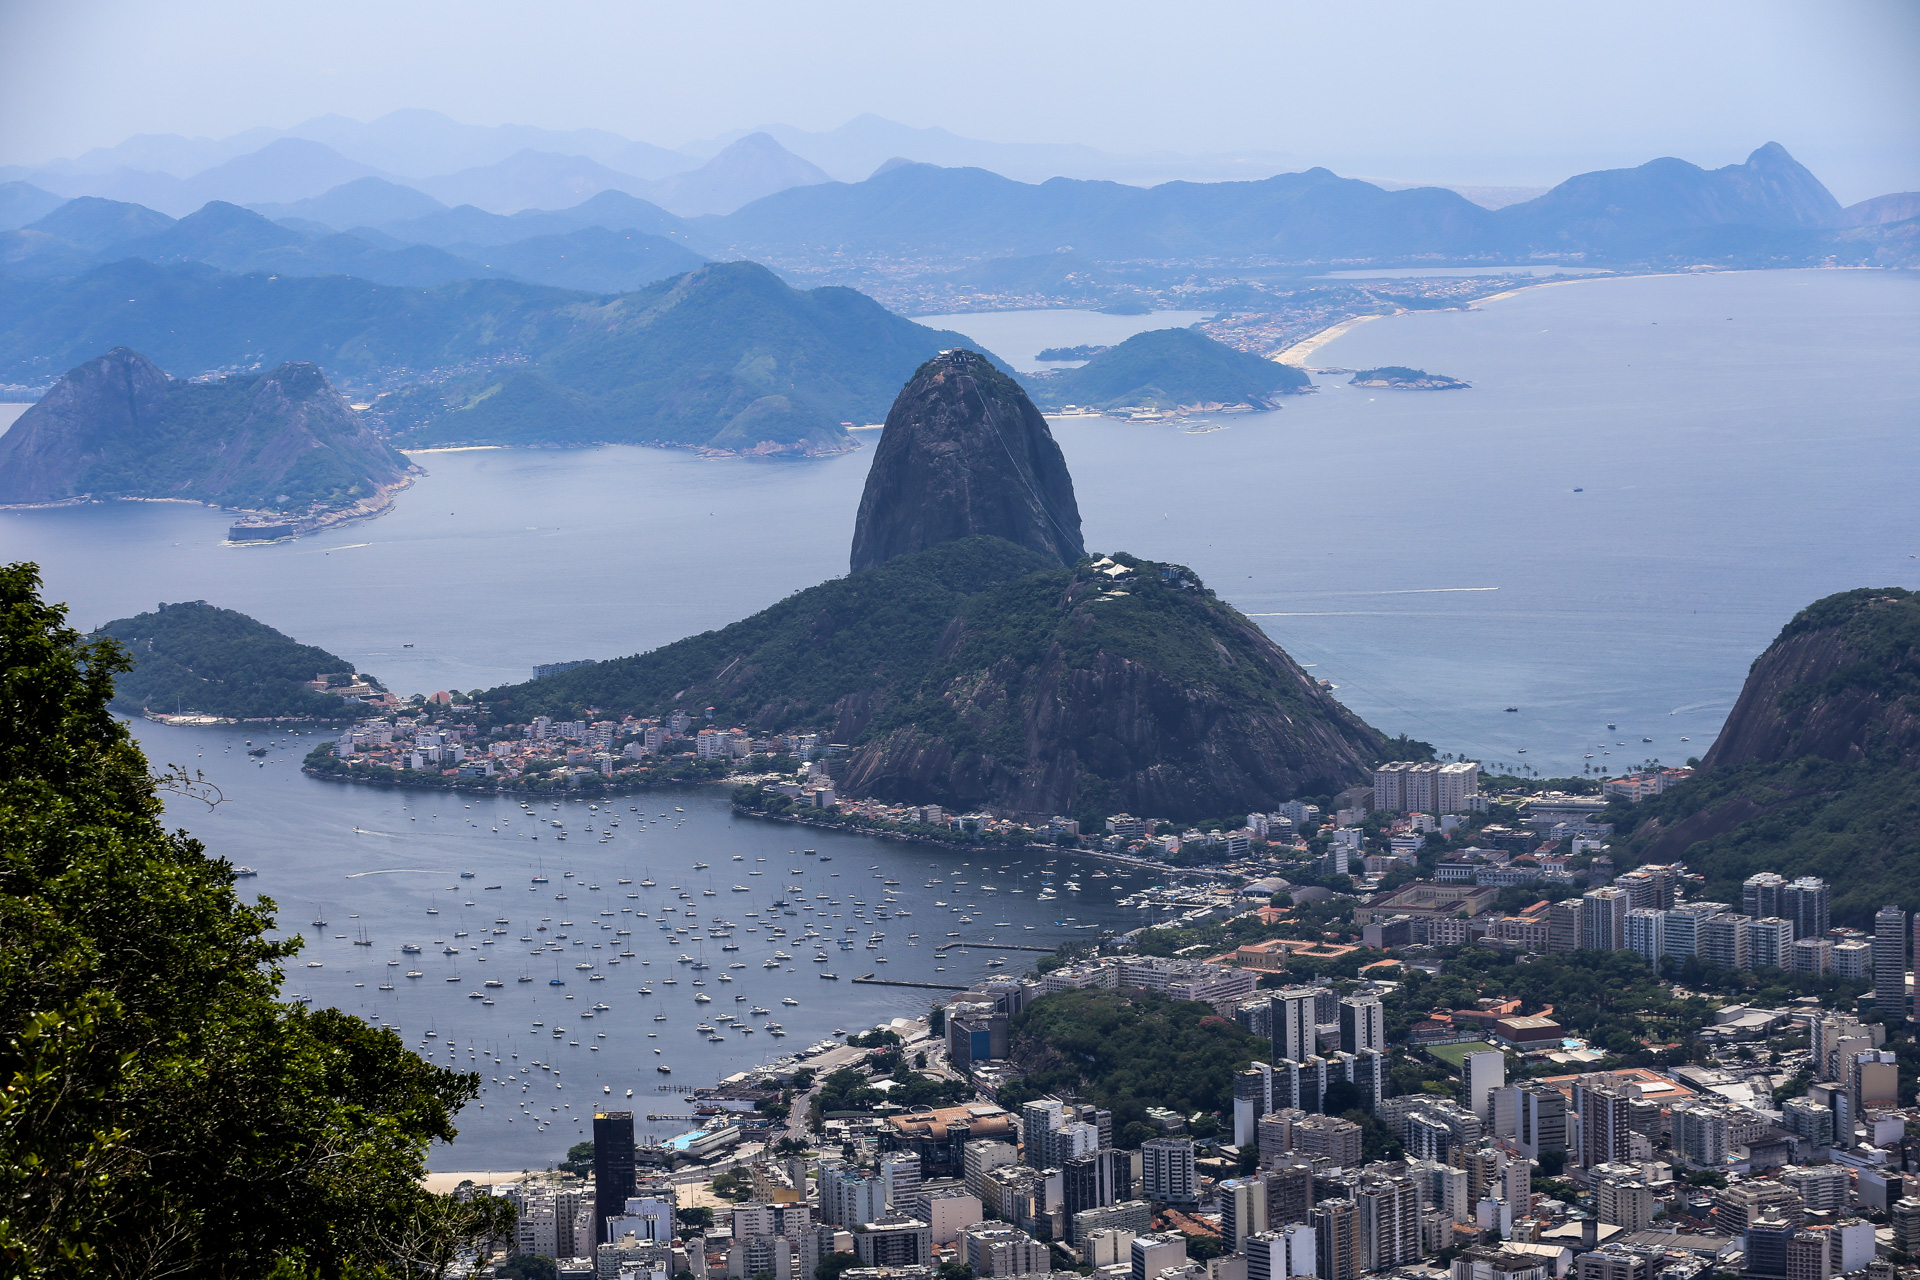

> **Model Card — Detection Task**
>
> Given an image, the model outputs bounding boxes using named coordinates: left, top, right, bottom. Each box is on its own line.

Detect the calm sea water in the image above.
left=6, top=266, right=1916, bottom=1166
left=136, top=719, right=1149, bottom=1169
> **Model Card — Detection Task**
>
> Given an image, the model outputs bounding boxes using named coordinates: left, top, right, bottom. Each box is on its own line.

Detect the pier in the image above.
left=852, top=973, right=968, bottom=989
left=932, top=941, right=1059, bottom=954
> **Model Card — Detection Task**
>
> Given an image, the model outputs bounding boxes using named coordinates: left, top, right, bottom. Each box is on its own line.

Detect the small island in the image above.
left=1028, top=327, right=1312, bottom=415
left=1350, top=366, right=1471, bottom=389
left=95, top=601, right=389, bottom=722
left=1034, top=344, right=1111, bottom=362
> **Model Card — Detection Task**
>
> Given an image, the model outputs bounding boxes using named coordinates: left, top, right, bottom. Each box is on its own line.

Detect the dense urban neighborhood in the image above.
left=451, top=755, right=1920, bottom=1280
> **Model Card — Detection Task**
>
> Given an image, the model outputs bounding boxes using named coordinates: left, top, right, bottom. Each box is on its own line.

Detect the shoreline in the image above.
left=1271, top=267, right=1725, bottom=366
left=1271, top=312, right=1389, bottom=365
left=731, top=803, right=1236, bottom=880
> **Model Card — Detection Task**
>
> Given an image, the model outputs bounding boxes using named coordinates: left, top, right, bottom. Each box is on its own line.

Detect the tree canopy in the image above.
left=0, top=562, right=509, bottom=1278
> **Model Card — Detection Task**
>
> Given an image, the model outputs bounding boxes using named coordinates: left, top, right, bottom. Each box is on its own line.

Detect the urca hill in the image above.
left=0, top=347, right=414, bottom=519
left=1618, top=587, right=1920, bottom=922
left=485, top=350, right=1384, bottom=820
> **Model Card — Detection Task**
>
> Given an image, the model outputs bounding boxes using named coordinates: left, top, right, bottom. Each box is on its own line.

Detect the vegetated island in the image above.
left=1034, top=344, right=1110, bottom=362
left=94, top=600, right=388, bottom=722
left=1026, top=327, right=1312, bottom=416
left=0, top=347, right=417, bottom=539
left=1349, top=365, right=1470, bottom=389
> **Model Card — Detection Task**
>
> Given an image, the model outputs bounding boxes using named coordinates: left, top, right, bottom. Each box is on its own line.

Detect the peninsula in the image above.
left=96, top=600, right=387, bottom=721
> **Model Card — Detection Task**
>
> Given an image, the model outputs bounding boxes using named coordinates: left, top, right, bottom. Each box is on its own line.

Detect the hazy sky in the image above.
left=2, top=0, right=1915, bottom=201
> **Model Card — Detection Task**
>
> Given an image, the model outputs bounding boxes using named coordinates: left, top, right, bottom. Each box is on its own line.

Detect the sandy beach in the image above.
left=1271, top=312, right=1387, bottom=365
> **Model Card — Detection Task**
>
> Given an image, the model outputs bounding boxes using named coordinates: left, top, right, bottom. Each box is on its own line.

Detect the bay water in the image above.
left=3, top=267, right=1917, bottom=1166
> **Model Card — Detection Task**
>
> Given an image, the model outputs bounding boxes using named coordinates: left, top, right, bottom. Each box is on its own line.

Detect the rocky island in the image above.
left=1027, top=327, right=1311, bottom=415
left=0, top=347, right=417, bottom=538
left=1349, top=365, right=1470, bottom=389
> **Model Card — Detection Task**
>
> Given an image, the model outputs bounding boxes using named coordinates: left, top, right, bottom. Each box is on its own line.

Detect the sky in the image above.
left=1, top=0, right=1916, bottom=202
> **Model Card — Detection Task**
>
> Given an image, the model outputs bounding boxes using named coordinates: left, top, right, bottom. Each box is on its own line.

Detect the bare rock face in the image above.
left=1702, top=587, right=1920, bottom=771
left=0, top=347, right=170, bottom=504
left=849, top=349, right=1083, bottom=574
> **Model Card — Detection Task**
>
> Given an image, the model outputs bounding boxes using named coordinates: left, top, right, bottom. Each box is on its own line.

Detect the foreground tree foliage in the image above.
left=0, top=563, right=511, bottom=1279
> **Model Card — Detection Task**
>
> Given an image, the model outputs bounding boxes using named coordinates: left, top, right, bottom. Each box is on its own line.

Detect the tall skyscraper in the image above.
left=1873, top=906, right=1908, bottom=1021
left=1572, top=1078, right=1633, bottom=1169
left=1743, top=872, right=1787, bottom=921
left=1462, top=1050, right=1507, bottom=1121
left=592, top=1111, right=637, bottom=1246
left=1581, top=888, right=1629, bottom=952
left=1235, top=1065, right=1275, bottom=1148
left=1313, top=1198, right=1361, bottom=1280
left=1783, top=877, right=1831, bottom=941
left=1352, top=1175, right=1421, bottom=1272
left=1246, top=1226, right=1316, bottom=1280
left=1220, top=1177, right=1269, bottom=1250
left=1271, top=987, right=1319, bottom=1066
left=1339, top=995, right=1385, bottom=1055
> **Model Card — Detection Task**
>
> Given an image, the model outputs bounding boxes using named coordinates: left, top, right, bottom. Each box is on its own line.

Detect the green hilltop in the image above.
left=1619, top=587, right=1920, bottom=924
left=1027, top=327, right=1311, bottom=412
left=0, top=259, right=992, bottom=456
left=95, top=601, right=377, bottom=720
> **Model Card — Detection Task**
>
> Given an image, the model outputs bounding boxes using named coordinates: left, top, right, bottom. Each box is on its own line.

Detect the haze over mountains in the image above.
left=1, top=117, right=1914, bottom=462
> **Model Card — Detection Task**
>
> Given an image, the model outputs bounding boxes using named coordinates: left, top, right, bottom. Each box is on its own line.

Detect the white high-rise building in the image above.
left=1339, top=996, right=1385, bottom=1056
left=1247, top=1225, right=1318, bottom=1280
left=1270, top=988, right=1319, bottom=1065
left=1141, top=1138, right=1198, bottom=1206
left=1462, top=1051, right=1507, bottom=1121
left=1873, top=906, right=1908, bottom=1020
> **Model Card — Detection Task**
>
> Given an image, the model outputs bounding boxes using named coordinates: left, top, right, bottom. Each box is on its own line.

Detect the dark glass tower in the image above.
left=593, top=1110, right=637, bottom=1244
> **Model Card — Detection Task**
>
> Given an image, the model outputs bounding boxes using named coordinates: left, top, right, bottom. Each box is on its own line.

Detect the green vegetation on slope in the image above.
left=483, top=537, right=1056, bottom=728
left=95, top=600, right=372, bottom=720
left=999, top=988, right=1267, bottom=1145
left=0, top=258, right=996, bottom=454
left=1615, top=587, right=1920, bottom=926
left=1028, top=327, right=1311, bottom=411
left=485, top=538, right=1339, bottom=772
left=1616, top=757, right=1920, bottom=924
left=0, top=563, right=507, bottom=1277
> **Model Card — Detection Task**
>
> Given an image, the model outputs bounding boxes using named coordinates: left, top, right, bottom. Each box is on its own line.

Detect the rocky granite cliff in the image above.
left=1622, top=588, right=1919, bottom=923
left=1701, top=588, right=1920, bottom=771
left=0, top=347, right=414, bottom=516
left=850, top=349, right=1083, bottom=573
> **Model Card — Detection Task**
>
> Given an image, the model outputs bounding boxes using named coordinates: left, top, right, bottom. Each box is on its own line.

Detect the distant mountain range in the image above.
left=0, top=195, right=706, bottom=293
left=0, top=261, right=994, bottom=455
left=0, top=127, right=832, bottom=219
left=8, top=140, right=1905, bottom=292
